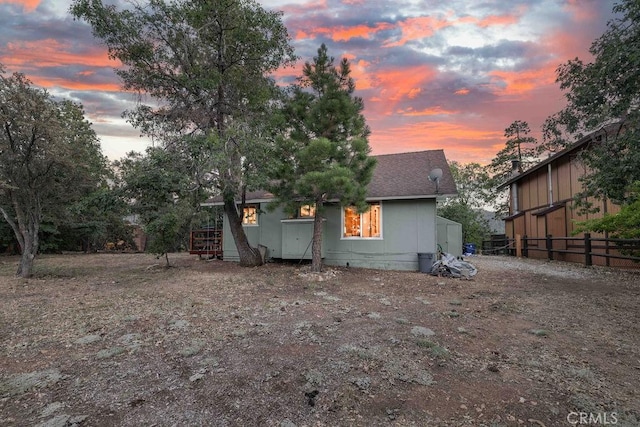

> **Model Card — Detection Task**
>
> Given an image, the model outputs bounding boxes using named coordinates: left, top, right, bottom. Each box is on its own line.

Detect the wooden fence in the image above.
left=482, top=233, right=640, bottom=268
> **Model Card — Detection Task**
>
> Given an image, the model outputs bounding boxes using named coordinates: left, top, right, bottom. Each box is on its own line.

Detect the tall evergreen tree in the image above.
left=488, top=120, right=539, bottom=217
left=269, top=44, right=376, bottom=272
left=490, top=121, right=539, bottom=180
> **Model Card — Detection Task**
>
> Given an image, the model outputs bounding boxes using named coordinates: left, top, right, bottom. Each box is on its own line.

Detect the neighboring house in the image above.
left=203, top=150, right=458, bottom=271
left=499, top=128, right=621, bottom=266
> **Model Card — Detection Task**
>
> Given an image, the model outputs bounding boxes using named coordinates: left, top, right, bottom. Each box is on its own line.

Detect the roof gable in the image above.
left=205, top=149, right=457, bottom=204
left=367, top=150, right=457, bottom=199
left=498, top=124, right=620, bottom=189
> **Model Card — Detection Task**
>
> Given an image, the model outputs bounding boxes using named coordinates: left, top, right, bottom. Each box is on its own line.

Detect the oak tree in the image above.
left=72, top=0, right=296, bottom=266
left=0, top=68, right=107, bottom=277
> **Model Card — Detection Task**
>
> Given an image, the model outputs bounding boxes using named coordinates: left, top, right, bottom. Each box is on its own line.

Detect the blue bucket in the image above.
left=463, top=243, right=476, bottom=255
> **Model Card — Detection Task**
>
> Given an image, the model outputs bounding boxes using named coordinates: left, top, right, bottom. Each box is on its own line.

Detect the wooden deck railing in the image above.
left=189, top=228, right=223, bottom=259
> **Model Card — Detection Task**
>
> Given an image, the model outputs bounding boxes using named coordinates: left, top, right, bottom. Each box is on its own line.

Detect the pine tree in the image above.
left=269, top=44, right=376, bottom=272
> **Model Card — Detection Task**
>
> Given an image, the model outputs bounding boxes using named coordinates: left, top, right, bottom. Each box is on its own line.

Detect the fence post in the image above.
left=546, top=234, right=554, bottom=260
left=523, top=235, right=528, bottom=258
left=584, top=232, right=592, bottom=266
left=515, top=234, right=522, bottom=257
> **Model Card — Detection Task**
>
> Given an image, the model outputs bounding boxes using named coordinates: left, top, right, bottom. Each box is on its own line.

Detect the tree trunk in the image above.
left=224, top=199, right=263, bottom=267
left=16, top=224, right=37, bottom=278
left=311, top=199, right=324, bottom=272
left=17, top=249, right=35, bottom=278
left=1, top=205, right=39, bottom=278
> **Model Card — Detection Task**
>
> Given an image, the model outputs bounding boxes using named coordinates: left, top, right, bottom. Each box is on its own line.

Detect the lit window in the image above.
left=343, top=202, right=381, bottom=238
left=242, top=205, right=258, bottom=225
left=299, top=204, right=316, bottom=218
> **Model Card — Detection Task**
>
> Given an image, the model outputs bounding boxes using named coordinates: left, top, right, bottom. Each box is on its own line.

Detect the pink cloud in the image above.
left=4, top=39, right=119, bottom=69
left=488, top=67, right=557, bottom=97
left=370, top=65, right=437, bottom=106
left=564, top=0, right=599, bottom=22
left=384, top=15, right=453, bottom=47
left=2, top=39, right=122, bottom=91
left=476, top=13, right=519, bottom=28
left=296, top=22, right=394, bottom=42
left=0, top=0, right=39, bottom=12
left=369, top=120, right=504, bottom=164
left=399, top=106, right=459, bottom=117
left=280, top=0, right=328, bottom=15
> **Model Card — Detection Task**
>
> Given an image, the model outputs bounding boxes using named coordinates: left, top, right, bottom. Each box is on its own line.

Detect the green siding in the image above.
left=281, top=220, right=326, bottom=259
left=222, top=199, right=437, bottom=271
left=221, top=205, right=285, bottom=262
left=436, top=216, right=463, bottom=257
left=323, top=200, right=437, bottom=270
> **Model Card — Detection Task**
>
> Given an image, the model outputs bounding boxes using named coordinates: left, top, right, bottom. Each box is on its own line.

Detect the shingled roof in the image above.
left=367, top=150, right=457, bottom=199
left=204, top=149, right=456, bottom=205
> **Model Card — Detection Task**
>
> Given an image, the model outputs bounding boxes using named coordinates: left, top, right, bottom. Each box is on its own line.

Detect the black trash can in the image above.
left=417, top=252, right=435, bottom=273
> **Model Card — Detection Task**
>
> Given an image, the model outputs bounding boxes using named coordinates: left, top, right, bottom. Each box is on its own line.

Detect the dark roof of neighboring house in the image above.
left=203, top=149, right=457, bottom=205
left=498, top=124, right=620, bottom=189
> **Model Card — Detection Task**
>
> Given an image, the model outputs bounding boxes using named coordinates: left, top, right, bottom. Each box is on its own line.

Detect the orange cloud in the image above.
left=384, top=15, right=452, bottom=47
left=28, top=75, right=122, bottom=92
left=348, top=58, right=374, bottom=90
left=1, top=39, right=122, bottom=91
left=407, top=88, right=422, bottom=99
left=0, top=0, right=39, bottom=12
left=374, top=65, right=436, bottom=103
left=369, top=121, right=503, bottom=164
left=488, top=66, right=557, bottom=96
left=299, top=22, right=394, bottom=42
left=477, top=13, right=519, bottom=28
left=4, top=39, right=119, bottom=69
left=455, top=88, right=470, bottom=95
left=399, top=106, right=458, bottom=117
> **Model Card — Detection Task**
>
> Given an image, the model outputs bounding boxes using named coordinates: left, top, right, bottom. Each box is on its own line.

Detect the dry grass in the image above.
left=1, top=253, right=639, bottom=426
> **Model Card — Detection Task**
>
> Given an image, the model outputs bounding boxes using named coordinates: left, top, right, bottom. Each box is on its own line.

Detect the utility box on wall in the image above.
left=281, top=219, right=326, bottom=260
left=436, top=216, right=462, bottom=257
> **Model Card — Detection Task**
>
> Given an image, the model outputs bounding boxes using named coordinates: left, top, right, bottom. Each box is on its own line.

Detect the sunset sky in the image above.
left=0, top=0, right=616, bottom=164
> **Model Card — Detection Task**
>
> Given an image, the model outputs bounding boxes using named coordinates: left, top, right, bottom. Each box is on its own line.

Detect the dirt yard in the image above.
left=0, top=253, right=638, bottom=427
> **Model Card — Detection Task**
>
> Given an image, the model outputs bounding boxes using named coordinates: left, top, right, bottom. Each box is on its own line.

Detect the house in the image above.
left=499, top=128, right=622, bottom=266
left=203, top=150, right=458, bottom=271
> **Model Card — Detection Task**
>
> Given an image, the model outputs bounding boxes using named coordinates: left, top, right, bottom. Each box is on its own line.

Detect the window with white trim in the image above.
left=242, top=205, right=258, bottom=225
left=298, top=204, right=316, bottom=218
left=343, top=202, right=381, bottom=238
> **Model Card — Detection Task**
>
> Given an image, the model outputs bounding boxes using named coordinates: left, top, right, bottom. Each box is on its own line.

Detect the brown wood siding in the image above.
left=569, top=156, right=585, bottom=198
left=514, top=215, right=526, bottom=239
left=556, top=160, right=572, bottom=201
left=505, top=220, right=514, bottom=240
left=503, top=136, right=632, bottom=269
left=519, top=180, right=531, bottom=211
left=528, top=212, right=538, bottom=238
left=536, top=170, right=548, bottom=207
